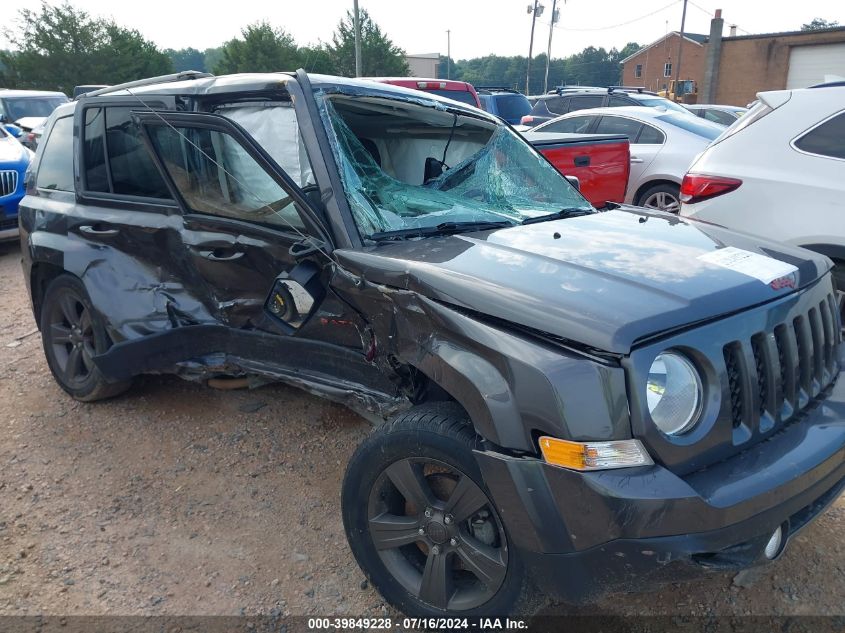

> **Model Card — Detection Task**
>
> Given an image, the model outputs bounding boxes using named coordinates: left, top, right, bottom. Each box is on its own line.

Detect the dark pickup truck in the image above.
left=19, top=70, right=845, bottom=618
left=526, top=131, right=630, bottom=208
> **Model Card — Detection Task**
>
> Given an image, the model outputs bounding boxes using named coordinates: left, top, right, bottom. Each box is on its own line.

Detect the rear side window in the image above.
left=568, top=95, right=604, bottom=112
left=82, top=106, right=170, bottom=198
left=540, top=115, right=594, bottom=134
left=794, top=112, right=845, bottom=160
left=608, top=95, right=632, bottom=107
left=636, top=124, right=666, bottom=144
left=595, top=116, right=643, bottom=140
left=36, top=116, right=74, bottom=192
left=703, top=109, right=737, bottom=126
left=544, top=96, right=569, bottom=115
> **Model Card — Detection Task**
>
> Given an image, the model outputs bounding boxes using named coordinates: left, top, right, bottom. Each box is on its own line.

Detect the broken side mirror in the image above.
left=565, top=175, right=580, bottom=191
left=264, top=260, right=325, bottom=330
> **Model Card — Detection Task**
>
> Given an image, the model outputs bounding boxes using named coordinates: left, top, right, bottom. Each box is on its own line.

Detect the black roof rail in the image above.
left=76, top=70, right=213, bottom=99
left=476, top=86, right=520, bottom=93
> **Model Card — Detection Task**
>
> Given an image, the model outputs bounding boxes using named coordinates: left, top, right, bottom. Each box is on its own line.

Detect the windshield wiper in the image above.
left=368, top=220, right=515, bottom=242
left=521, top=207, right=595, bottom=225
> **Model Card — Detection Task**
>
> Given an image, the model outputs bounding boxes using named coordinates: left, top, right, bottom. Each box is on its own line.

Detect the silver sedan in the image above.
left=524, top=106, right=724, bottom=213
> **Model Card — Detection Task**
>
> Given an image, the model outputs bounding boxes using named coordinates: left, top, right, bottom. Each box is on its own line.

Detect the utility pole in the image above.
left=446, top=30, right=451, bottom=79
left=543, top=0, right=560, bottom=94
left=674, top=0, right=688, bottom=100
left=353, top=0, right=362, bottom=77
left=526, top=1, right=544, bottom=95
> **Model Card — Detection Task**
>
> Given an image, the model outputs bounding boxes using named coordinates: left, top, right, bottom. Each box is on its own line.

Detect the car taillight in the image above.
left=520, top=115, right=534, bottom=124
left=680, top=173, right=742, bottom=204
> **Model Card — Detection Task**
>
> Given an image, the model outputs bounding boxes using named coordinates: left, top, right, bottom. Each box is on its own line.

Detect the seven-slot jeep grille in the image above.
left=723, top=292, right=840, bottom=435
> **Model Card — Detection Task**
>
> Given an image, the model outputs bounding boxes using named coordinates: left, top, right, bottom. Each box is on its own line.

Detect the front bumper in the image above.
left=475, top=373, right=845, bottom=602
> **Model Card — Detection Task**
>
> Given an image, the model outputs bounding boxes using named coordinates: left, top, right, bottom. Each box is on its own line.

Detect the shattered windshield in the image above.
left=316, top=92, right=590, bottom=239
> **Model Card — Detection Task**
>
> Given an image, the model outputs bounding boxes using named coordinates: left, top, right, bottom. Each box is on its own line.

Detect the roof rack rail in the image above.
left=77, top=70, right=213, bottom=100
left=607, top=85, right=647, bottom=94
left=476, top=86, right=517, bottom=92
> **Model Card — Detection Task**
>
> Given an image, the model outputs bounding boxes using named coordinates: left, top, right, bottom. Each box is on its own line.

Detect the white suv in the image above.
left=680, top=83, right=845, bottom=299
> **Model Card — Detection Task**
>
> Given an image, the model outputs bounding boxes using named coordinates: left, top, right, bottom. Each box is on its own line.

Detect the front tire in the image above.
left=40, top=274, right=131, bottom=401
left=342, top=403, right=525, bottom=617
left=637, top=182, right=681, bottom=213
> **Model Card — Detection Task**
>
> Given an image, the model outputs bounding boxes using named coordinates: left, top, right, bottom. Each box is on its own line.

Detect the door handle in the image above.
left=79, top=224, right=119, bottom=237
left=630, top=156, right=644, bottom=164
left=201, top=248, right=244, bottom=262
left=573, top=155, right=591, bottom=167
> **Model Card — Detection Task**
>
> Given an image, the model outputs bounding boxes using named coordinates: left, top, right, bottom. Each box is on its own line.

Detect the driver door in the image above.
left=134, top=111, right=330, bottom=332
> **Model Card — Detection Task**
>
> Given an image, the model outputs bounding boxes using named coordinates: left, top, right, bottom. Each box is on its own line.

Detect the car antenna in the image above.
left=123, top=86, right=335, bottom=265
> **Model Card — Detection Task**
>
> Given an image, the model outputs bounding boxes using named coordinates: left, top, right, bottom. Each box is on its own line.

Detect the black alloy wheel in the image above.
left=343, top=403, right=525, bottom=617
left=40, top=275, right=131, bottom=401
left=368, top=456, right=509, bottom=611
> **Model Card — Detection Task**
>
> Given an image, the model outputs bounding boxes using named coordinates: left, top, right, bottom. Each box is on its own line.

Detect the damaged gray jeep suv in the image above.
left=19, top=70, right=845, bottom=617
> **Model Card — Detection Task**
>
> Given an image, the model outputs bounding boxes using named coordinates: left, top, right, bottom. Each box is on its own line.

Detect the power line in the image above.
left=541, top=0, right=681, bottom=32
left=686, top=0, right=752, bottom=34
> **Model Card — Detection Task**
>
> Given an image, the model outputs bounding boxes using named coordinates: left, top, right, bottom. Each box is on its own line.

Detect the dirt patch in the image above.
left=0, top=242, right=842, bottom=617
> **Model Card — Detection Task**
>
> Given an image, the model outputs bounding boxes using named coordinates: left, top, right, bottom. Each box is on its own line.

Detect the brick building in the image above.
left=621, top=10, right=845, bottom=106
left=620, top=32, right=708, bottom=95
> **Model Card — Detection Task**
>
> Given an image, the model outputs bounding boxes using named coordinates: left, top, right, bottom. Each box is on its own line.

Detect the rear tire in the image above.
left=636, top=183, right=681, bottom=213
left=342, top=402, right=526, bottom=617
left=40, top=274, right=132, bottom=402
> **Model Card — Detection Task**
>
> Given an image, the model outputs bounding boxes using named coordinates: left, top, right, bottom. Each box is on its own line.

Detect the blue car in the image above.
left=476, top=87, right=532, bottom=125
left=0, top=125, right=32, bottom=241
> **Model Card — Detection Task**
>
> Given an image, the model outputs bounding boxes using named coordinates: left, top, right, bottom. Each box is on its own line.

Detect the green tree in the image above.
left=166, top=47, right=206, bottom=72
left=0, top=2, right=171, bottom=93
left=214, top=22, right=303, bottom=74
left=327, top=8, right=408, bottom=77
left=801, top=18, right=840, bottom=30
left=203, top=46, right=224, bottom=74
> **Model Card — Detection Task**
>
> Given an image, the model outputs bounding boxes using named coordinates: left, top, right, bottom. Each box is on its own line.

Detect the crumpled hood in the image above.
left=336, top=210, right=831, bottom=354
left=0, top=136, right=28, bottom=164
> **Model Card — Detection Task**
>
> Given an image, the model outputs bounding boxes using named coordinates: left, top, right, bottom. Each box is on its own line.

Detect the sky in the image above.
left=1, top=0, right=844, bottom=60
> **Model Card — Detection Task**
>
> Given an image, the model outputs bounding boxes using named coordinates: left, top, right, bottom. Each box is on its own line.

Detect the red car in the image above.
left=367, top=78, right=481, bottom=108
left=526, top=131, right=631, bottom=208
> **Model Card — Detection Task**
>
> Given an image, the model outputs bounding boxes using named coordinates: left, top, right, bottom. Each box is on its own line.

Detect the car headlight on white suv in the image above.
left=646, top=352, right=703, bottom=435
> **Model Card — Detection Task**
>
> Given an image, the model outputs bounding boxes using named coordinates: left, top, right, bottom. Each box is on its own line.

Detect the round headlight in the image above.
left=646, top=352, right=702, bottom=435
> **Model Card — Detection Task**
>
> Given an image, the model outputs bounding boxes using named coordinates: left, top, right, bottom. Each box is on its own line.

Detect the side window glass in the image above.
left=542, top=115, right=594, bottom=134
left=636, top=124, right=666, bottom=144
left=105, top=107, right=170, bottom=198
left=608, top=95, right=630, bottom=107
left=794, top=112, right=845, bottom=159
left=83, top=108, right=109, bottom=192
left=545, top=97, right=568, bottom=114
left=704, top=109, right=734, bottom=126
left=568, top=95, right=604, bottom=112
left=147, top=124, right=306, bottom=231
left=36, top=116, right=74, bottom=192
left=595, top=116, right=643, bottom=141
left=219, top=104, right=315, bottom=188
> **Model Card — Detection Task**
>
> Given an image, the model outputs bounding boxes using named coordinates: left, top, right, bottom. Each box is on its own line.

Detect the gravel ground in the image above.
left=0, top=241, right=842, bottom=618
